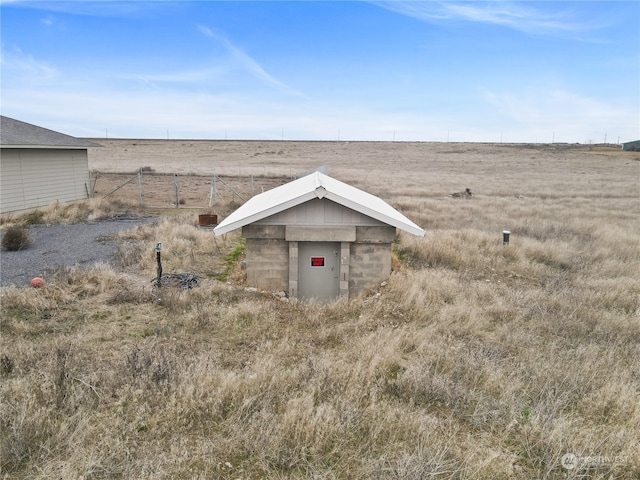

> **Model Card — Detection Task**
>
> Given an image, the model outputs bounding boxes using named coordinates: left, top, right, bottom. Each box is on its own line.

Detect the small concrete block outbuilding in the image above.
left=214, top=171, right=425, bottom=302
left=0, top=116, right=101, bottom=214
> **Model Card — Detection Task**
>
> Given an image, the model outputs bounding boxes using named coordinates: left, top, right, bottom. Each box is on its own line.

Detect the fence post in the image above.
left=209, top=174, right=217, bottom=207
left=174, top=174, right=180, bottom=208
left=138, top=170, right=144, bottom=206
left=90, top=171, right=98, bottom=197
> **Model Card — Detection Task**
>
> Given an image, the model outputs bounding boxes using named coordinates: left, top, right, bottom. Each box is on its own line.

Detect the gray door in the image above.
left=298, top=242, right=340, bottom=302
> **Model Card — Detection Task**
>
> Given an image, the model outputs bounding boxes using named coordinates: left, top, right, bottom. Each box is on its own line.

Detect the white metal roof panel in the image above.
left=213, top=171, right=425, bottom=237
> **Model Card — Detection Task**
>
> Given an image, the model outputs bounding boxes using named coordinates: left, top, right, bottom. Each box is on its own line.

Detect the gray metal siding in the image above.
left=621, top=140, right=640, bottom=151
left=255, top=198, right=387, bottom=227
left=1, top=148, right=90, bottom=214
left=0, top=150, right=26, bottom=213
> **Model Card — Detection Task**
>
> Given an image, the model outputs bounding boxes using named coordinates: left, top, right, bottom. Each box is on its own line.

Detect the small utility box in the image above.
left=198, top=214, right=218, bottom=226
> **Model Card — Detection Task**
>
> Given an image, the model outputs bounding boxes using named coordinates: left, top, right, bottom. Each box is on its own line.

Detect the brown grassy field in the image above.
left=1, top=140, right=639, bottom=479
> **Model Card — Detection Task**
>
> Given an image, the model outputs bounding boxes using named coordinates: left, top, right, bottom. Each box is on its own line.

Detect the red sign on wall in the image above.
left=311, top=257, right=325, bottom=267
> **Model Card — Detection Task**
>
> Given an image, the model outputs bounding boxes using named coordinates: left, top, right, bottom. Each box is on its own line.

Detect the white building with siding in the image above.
left=0, top=116, right=101, bottom=214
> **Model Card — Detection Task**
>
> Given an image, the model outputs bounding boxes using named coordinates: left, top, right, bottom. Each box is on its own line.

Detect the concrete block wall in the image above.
left=242, top=223, right=396, bottom=298
left=339, top=242, right=350, bottom=298
left=288, top=241, right=299, bottom=299
left=245, top=238, right=289, bottom=291
left=355, top=225, right=396, bottom=243
left=349, top=242, right=392, bottom=296
left=243, top=225, right=288, bottom=292
left=349, top=225, right=395, bottom=296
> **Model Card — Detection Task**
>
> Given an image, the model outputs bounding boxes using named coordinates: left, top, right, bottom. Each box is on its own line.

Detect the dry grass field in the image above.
left=1, top=140, right=639, bottom=479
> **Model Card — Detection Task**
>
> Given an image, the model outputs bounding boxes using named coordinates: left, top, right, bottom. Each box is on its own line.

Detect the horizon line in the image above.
left=82, top=137, right=625, bottom=146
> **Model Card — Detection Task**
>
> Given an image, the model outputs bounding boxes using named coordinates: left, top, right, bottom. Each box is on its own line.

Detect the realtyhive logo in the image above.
left=561, top=452, right=627, bottom=470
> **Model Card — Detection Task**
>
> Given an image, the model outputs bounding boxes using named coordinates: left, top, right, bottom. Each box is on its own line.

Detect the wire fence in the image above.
left=90, top=169, right=287, bottom=209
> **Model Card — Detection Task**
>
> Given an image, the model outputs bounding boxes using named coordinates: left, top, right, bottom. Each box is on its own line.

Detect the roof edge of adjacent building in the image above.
left=0, top=115, right=102, bottom=149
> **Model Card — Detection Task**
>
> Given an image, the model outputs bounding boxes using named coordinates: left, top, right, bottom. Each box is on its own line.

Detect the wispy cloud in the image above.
left=0, top=47, right=59, bottom=82
left=374, top=1, right=599, bottom=36
left=0, top=0, right=173, bottom=17
left=113, top=67, right=229, bottom=89
left=197, top=25, right=307, bottom=98
left=40, top=15, right=54, bottom=26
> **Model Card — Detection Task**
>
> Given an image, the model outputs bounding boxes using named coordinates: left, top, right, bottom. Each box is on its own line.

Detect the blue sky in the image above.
left=1, top=1, right=638, bottom=142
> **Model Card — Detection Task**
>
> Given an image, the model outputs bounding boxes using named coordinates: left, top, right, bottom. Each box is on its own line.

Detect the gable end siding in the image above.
left=254, top=198, right=387, bottom=227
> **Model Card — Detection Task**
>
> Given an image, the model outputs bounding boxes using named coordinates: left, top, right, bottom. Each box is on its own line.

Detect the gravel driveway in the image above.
left=0, top=217, right=158, bottom=288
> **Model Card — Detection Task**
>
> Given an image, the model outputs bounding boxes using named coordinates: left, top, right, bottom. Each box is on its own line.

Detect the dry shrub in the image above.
left=2, top=198, right=142, bottom=226
left=397, top=229, right=520, bottom=273
left=0, top=210, right=46, bottom=227
left=105, top=278, right=152, bottom=305
left=367, top=435, right=459, bottom=479
left=114, top=240, right=149, bottom=269
left=1, top=355, right=15, bottom=375
left=0, top=395, right=57, bottom=472
left=126, top=344, right=177, bottom=390
left=50, top=263, right=120, bottom=296
left=386, top=269, right=459, bottom=318
left=153, top=285, right=192, bottom=313
left=116, top=217, right=226, bottom=277
left=0, top=284, right=72, bottom=313
left=522, top=239, right=575, bottom=271
left=1, top=264, right=120, bottom=319
left=1, top=225, right=31, bottom=251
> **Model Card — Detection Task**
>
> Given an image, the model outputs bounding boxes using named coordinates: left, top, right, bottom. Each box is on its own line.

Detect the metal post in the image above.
left=155, top=243, right=162, bottom=287
left=90, top=171, right=98, bottom=197
left=174, top=175, right=179, bottom=208
left=138, top=170, right=144, bottom=206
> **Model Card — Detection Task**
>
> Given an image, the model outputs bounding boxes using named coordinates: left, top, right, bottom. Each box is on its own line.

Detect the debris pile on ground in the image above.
left=151, top=273, right=200, bottom=289
left=449, top=188, right=473, bottom=198
left=243, top=286, right=290, bottom=302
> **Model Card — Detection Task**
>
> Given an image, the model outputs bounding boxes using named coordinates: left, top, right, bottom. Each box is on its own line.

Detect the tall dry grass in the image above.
left=0, top=197, right=144, bottom=227
left=1, top=144, right=639, bottom=478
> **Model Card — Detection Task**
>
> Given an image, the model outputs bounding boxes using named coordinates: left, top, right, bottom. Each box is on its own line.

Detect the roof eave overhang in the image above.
left=0, top=144, right=98, bottom=150
left=325, top=192, right=426, bottom=237
left=213, top=191, right=319, bottom=236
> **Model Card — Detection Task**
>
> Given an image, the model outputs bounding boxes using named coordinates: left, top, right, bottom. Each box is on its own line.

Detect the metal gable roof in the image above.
left=213, top=171, right=425, bottom=237
left=0, top=116, right=101, bottom=149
